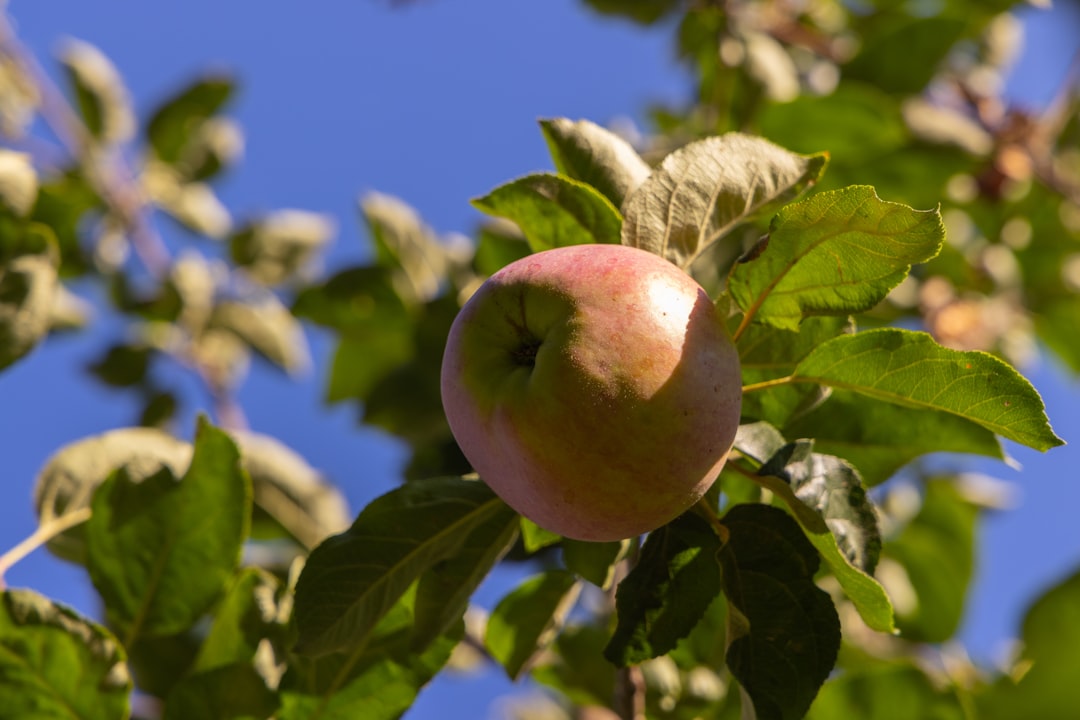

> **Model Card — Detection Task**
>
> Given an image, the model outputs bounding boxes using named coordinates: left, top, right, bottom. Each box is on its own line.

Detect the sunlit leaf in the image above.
left=540, top=117, right=651, bottom=209
left=729, top=186, right=944, bottom=331
left=472, top=172, right=623, bottom=251
left=621, top=133, right=826, bottom=267
left=58, top=38, right=133, bottom=144
left=0, top=589, right=131, bottom=720
left=147, top=75, right=234, bottom=166
left=210, top=294, right=311, bottom=375
left=789, top=328, right=1063, bottom=451
left=0, top=226, right=57, bottom=371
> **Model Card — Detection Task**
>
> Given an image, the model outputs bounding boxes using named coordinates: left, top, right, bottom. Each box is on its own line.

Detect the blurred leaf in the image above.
left=486, top=570, right=581, bottom=680
left=532, top=624, right=617, bottom=708
left=121, top=628, right=201, bottom=698
left=737, top=316, right=852, bottom=426
left=292, top=477, right=508, bottom=656
left=728, top=186, right=944, bottom=331
left=361, top=192, right=449, bottom=304
left=977, top=567, right=1080, bottom=720
left=846, top=14, right=966, bottom=95
left=280, top=586, right=461, bottom=720
left=232, top=431, right=351, bottom=550
left=472, top=172, right=623, bottom=252
left=29, top=170, right=99, bottom=276
left=540, top=117, right=651, bottom=209
left=194, top=567, right=283, bottom=672
left=87, top=342, right=150, bottom=387
left=33, top=426, right=193, bottom=564
left=789, top=328, right=1064, bottom=451
left=807, top=661, right=965, bottom=720
left=721, top=503, right=840, bottom=720
left=0, top=226, right=58, bottom=371
left=1035, top=298, right=1080, bottom=375
left=58, top=38, right=134, bottom=143
left=783, top=390, right=1005, bottom=486
left=164, top=663, right=279, bottom=720
left=605, top=512, right=723, bottom=666
left=411, top=500, right=519, bottom=650
left=147, top=75, right=234, bottom=166
left=0, top=589, right=131, bottom=720
left=622, top=133, right=826, bottom=267
left=562, top=537, right=629, bottom=589
left=139, top=389, right=178, bottom=429
left=886, top=479, right=978, bottom=642
left=230, top=210, right=334, bottom=286
left=85, top=418, right=250, bottom=641
left=210, top=295, right=311, bottom=375
left=0, top=149, right=39, bottom=216
left=581, top=0, right=683, bottom=25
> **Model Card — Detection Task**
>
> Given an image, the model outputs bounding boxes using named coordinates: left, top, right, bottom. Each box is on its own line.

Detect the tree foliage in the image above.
left=0, top=1, right=1076, bottom=718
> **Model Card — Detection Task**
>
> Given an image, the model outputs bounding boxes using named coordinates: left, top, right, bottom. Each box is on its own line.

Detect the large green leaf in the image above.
left=783, top=390, right=1005, bottom=486
left=886, top=479, right=978, bottom=643
left=621, top=133, right=826, bottom=267
left=292, top=477, right=508, bottom=656
left=539, top=117, right=651, bottom=209
left=85, top=418, right=250, bottom=642
left=605, top=513, right=723, bottom=666
left=0, top=589, right=131, bottom=720
left=728, top=186, right=944, bottom=332
left=721, top=504, right=840, bottom=720
left=281, top=585, right=461, bottom=720
left=485, top=570, right=581, bottom=680
left=977, top=567, right=1080, bottom=720
left=788, top=328, right=1063, bottom=451
left=164, top=663, right=279, bottom=720
left=472, top=172, right=623, bottom=251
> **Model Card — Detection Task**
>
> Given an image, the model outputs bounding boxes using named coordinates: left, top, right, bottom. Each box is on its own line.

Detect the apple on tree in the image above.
left=441, top=243, right=742, bottom=541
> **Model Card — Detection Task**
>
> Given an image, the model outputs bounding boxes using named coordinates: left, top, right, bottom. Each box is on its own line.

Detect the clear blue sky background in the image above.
left=1, top=2, right=1078, bottom=718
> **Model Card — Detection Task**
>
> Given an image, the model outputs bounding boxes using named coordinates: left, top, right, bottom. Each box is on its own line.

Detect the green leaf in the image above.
left=520, top=517, right=562, bottom=553
left=0, top=230, right=58, bottom=371
left=485, top=570, right=581, bottom=680
left=472, top=172, right=623, bottom=252
left=562, top=537, right=629, bottom=589
left=789, top=328, right=1064, bottom=451
left=0, top=589, right=131, bottom=720
left=749, top=441, right=896, bottom=634
left=410, top=500, right=519, bottom=650
left=280, top=586, right=461, bottom=720
left=210, top=295, right=311, bottom=375
left=728, top=186, right=945, bottom=331
left=87, top=343, right=151, bottom=387
left=604, top=513, right=723, bottom=666
left=193, top=568, right=284, bottom=672
left=58, top=39, right=133, bottom=144
left=720, top=503, right=840, bottom=720
left=539, top=117, right=651, bottom=209
left=783, top=390, right=1005, bottom=486
left=580, top=0, right=681, bottom=24
left=977, top=567, right=1080, bottom=720
left=807, top=661, right=965, bottom=720
left=33, top=426, right=193, bottom=564
left=621, top=133, right=826, bottom=268
left=292, top=477, right=508, bottom=656
left=230, top=210, right=334, bottom=287
left=361, top=192, right=449, bottom=304
left=147, top=75, right=234, bottom=165
left=737, top=316, right=852, bottom=426
left=759, top=440, right=881, bottom=574
left=29, top=170, right=100, bottom=276
left=85, top=418, right=251, bottom=641
left=886, top=479, right=978, bottom=643
left=164, top=662, right=279, bottom=720
left=473, top=220, right=530, bottom=276
left=532, top=625, right=617, bottom=707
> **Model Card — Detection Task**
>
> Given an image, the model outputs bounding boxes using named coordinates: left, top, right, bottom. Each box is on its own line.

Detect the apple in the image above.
left=441, top=243, right=741, bottom=541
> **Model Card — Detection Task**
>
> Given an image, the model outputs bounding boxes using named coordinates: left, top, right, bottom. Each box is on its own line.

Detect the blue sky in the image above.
left=1, top=1, right=1078, bottom=717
